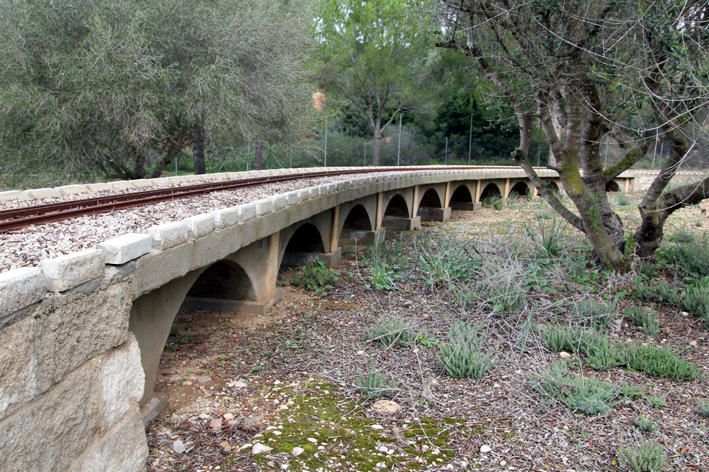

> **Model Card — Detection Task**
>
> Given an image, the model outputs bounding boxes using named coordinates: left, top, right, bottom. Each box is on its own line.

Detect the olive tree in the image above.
left=438, top=1, right=708, bottom=269
left=0, top=0, right=312, bottom=184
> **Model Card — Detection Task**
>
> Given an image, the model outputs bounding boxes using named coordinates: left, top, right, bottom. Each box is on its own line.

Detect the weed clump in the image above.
left=633, top=416, right=656, bottom=433
left=697, top=398, right=709, bottom=418
left=438, top=322, right=493, bottom=380
left=617, top=343, right=700, bottom=381
left=626, top=307, right=660, bottom=336
left=365, top=318, right=417, bottom=347
left=574, top=298, right=618, bottom=330
left=530, top=364, right=621, bottom=415
left=646, top=395, right=666, bottom=409
left=617, top=441, right=666, bottom=472
left=355, top=370, right=398, bottom=399
left=292, top=260, right=338, bottom=293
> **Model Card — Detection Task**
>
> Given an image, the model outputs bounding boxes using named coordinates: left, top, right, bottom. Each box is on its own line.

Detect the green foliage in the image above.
left=415, top=235, right=480, bottom=286
left=657, top=236, right=709, bottom=278
left=626, top=307, right=660, bottom=336
left=438, top=322, right=493, bottom=380
left=365, top=318, right=417, bottom=348
left=633, top=416, right=656, bottom=433
left=620, top=384, right=644, bottom=401
left=539, top=325, right=699, bottom=379
left=525, top=215, right=567, bottom=258
left=616, top=193, right=632, bottom=206
left=634, top=276, right=709, bottom=326
left=681, top=278, right=709, bottom=325
left=646, top=395, right=666, bottom=409
left=292, top=261, right=339, bottom=294
left=369, top=259, right=398, bottom=291
left=617, top=441, right=666, bottom=472
left=482, top=196, right=504, bottom=210
left=531, top=364, right=620, bottom=416
left=617, top=343, right=700, bottom=381
left=355, top=370, right=398, bottom=399
left=479, top=258, right=527, bottom=313
left=574, top=298, right=618, bottom=330
left=0, top=0, right=312, bottom=184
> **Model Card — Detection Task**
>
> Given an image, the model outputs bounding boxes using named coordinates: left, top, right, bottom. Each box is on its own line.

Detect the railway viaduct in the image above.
left=0, top=166, right=633, bottom=471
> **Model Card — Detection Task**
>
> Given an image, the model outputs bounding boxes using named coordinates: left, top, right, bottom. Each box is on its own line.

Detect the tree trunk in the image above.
left=372, top=121, right=382, bottom=166
left=193, top=128, right=206, bottom=174
left=254, top=138, right=263, bottom=170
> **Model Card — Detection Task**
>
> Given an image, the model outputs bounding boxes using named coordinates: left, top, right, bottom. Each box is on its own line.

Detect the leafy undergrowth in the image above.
left=244, top=379, right=467, bottom=471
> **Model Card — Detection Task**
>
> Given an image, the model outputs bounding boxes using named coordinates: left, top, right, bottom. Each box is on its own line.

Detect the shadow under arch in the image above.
left=418, top=188, right=443, bottom=209
left=508, top=181, right=531, bottom=199
left=279, top=222, right=327, bottom=269
left=606, top=180, right=621, bottom=192
left=384, top=194, right=409, bottom=217
left=449, top=184, right=474, bottom=209
left=130, top=258, right=257, bottom=405
left=480, top=183, right=502, bottom=201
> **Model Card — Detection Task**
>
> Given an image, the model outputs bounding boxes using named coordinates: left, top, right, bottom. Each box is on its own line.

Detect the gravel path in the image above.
left=0, top=174, right=371, bottom=273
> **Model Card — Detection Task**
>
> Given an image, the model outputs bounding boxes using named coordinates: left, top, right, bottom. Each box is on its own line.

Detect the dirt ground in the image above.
left=146, top=195, right=708, bottom=472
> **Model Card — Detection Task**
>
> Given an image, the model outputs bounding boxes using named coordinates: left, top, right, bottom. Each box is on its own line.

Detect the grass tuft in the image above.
left=365, top=318, right=417, bottom=348
left=633, top=416, right=656, bottom=433
left=438, top=322, right=493, bottom=380
left=626, top=307, right=660, bottom=336
left=355, top=370, right=398, bottom=399
left=617, top=441, right=666, bottom=472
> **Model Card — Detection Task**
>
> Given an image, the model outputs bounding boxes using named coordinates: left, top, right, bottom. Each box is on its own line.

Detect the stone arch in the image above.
left=508, top=181, right=531, bottom=199
left=480, top=183, right=502, bottom=201
left=279, top=222, right=326, bottom=269
left=418, top=188, right=443, bottom=209
left=187, top=260, right=257, bottom=302
left=384, top=194, right=409, bottom=217
left=341, top=204, right=373, bottom=232
left=449, top=184, right=474, bottom=208
left=130, top=258, right=258, bottom=405
left=606, top=180, right=621, bottom=192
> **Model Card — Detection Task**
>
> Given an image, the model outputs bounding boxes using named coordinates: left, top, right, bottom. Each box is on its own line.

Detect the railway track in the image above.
left=0, top=166, right=500, bottom=233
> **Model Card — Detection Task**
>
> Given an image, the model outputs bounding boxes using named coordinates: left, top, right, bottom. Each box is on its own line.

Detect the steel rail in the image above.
left=0, top=166, right=514, bottom=232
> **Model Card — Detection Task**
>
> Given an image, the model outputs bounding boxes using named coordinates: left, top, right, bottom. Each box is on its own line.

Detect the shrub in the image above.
left=369, top=259, right=398, bottom=291
left=620, top=384, right=644, bottom=400
left=657, top=236, right=709, bottom=278
left=531, top=364, right=620, bottom=415
left=438, top=322, right=493, bottom=380
left=292, top=260, right=338, bottom=293
left=415, top=235, right=480, bottom=286
left=626, top=308, right=660, bottom=336
left=633, top=416, right=656, bottom=433
left=355, top=370, right=398, bottom=399
left=697, top=398, right=709, bottom=418
left=616, top=193, right=632, bottom=206
left=646, top=395, right=666, bottom=409
left=482, top=195, right=504, bottom=210
left=681, top=278, right=709, bottom=324
left=539, top=325, right=699, bottom=378
left=525, top=215, right=567, bottom=258
left=365, top=318, right=417, bottom=347
left=618, top=343, right=700, bottom=380
left=617, top=441, right=666, bottom=472
left=574, top=298, right=618, bottom=330
left=479, top=257, right=527, bottom=313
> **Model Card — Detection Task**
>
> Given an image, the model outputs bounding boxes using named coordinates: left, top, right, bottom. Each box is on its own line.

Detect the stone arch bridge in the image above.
left=0, top=166, right=633, bottom=471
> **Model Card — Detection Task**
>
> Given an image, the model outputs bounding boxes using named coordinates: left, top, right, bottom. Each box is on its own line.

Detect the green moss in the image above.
left=245, top=379, right=468, bottom=470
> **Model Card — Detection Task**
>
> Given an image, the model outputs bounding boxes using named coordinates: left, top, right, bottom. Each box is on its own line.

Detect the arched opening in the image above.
left=508, top=181, right=531, bottom=199
left=419, top=188, right=442, bottom=209
left=187, top=260, right=256, bottom=302
left=281, top=223, right=326, bottom=268
left=340, top=204, right=373, bottom=243
left=449, top=185, right=475, bottom=210
left=606, top=180, right=621, bottom=192
left=384, top=195, right=409, bottom=217
left=480, top=183, right=502, bottom=201
left=131, top=259, right=258, bottom=409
